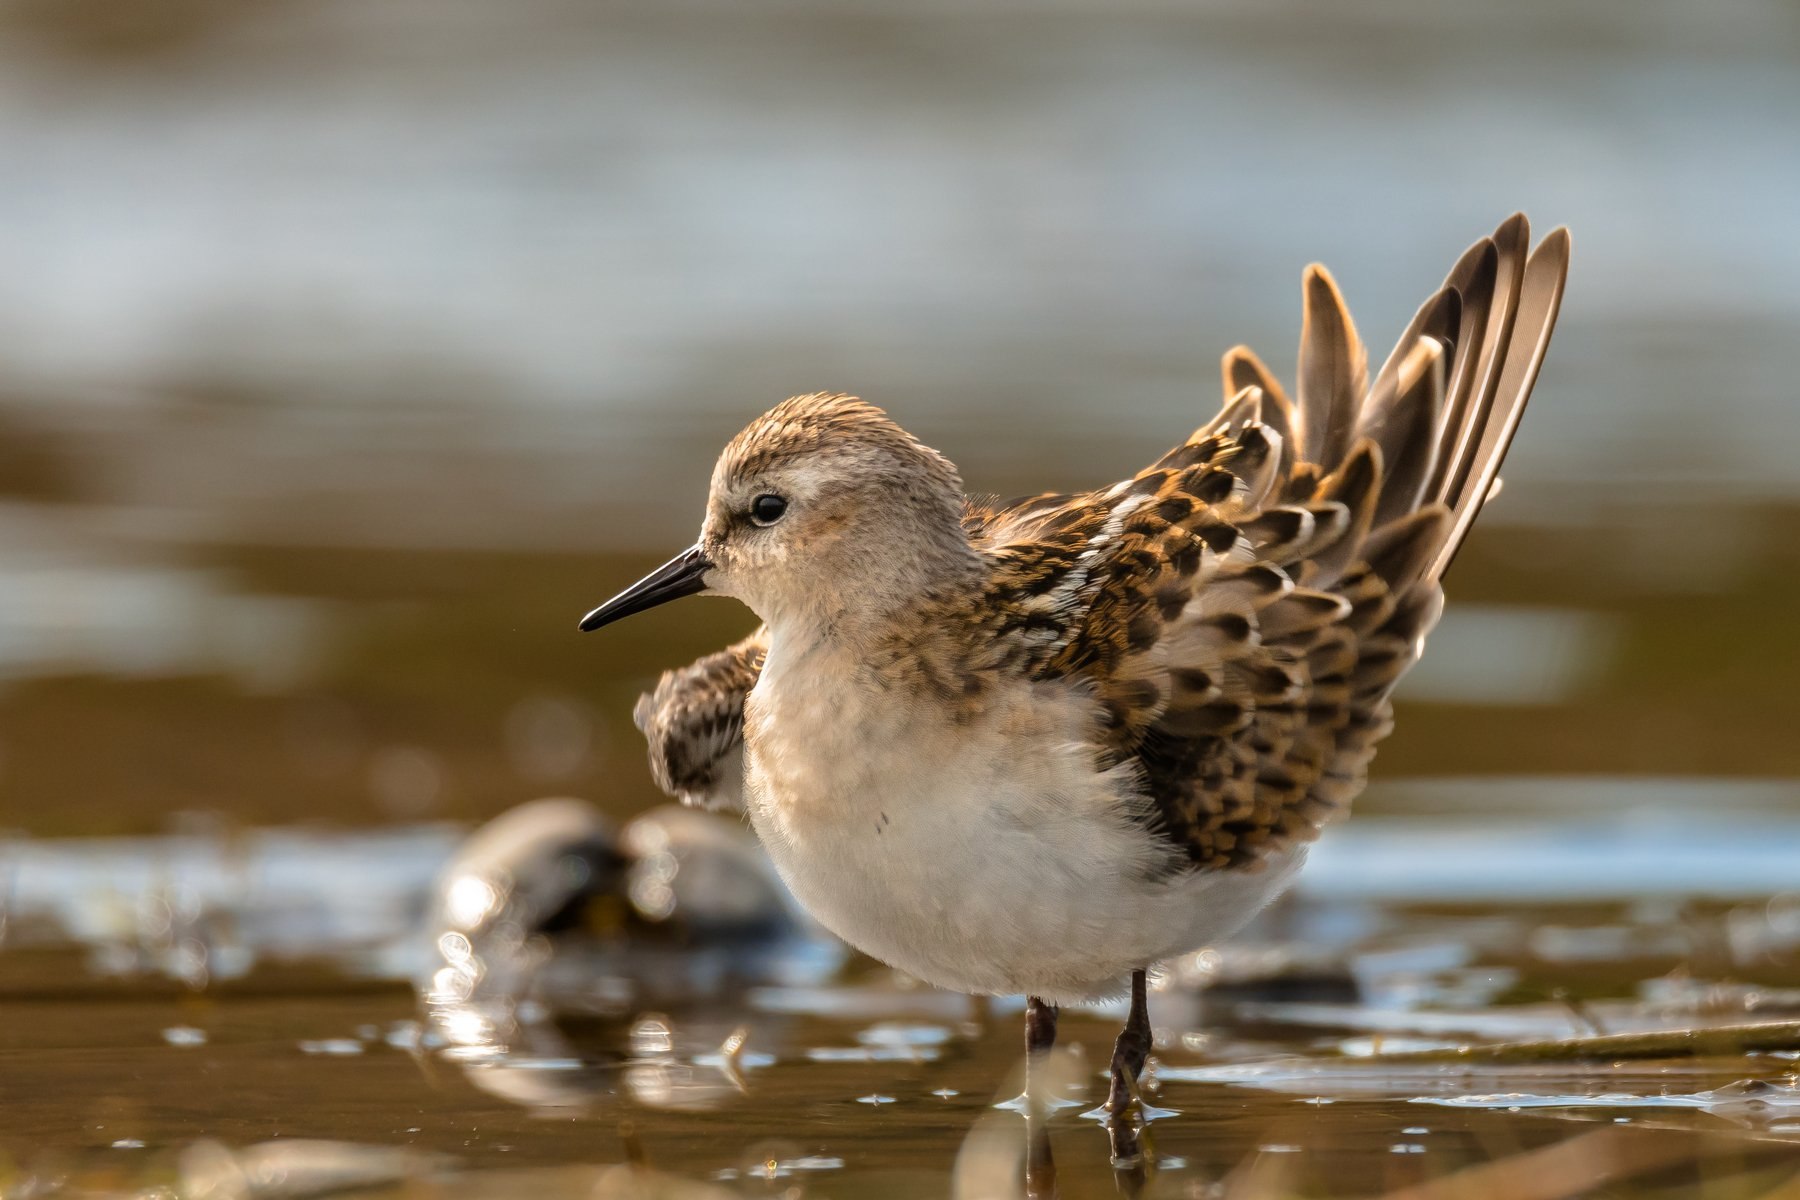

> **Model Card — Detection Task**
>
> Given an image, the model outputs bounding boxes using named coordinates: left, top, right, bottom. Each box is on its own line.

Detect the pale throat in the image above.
left=746, top=526, right=983, bottom=651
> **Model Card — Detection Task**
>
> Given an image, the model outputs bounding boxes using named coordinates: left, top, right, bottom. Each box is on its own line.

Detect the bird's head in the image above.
left=579, top=393, right=975, bottom=637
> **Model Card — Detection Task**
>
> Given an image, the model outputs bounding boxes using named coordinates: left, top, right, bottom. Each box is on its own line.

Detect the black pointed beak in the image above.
left=578, top=545, right=713, bottom=632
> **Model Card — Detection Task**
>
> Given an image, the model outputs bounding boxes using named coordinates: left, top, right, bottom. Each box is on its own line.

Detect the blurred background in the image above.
left=0, top=0, right=1796, bottom=836
left=4, top=2, right=1800, bottom=1195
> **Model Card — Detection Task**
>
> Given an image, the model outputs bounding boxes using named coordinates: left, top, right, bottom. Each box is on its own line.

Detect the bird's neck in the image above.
left=761, top=537, right=984, bottom=659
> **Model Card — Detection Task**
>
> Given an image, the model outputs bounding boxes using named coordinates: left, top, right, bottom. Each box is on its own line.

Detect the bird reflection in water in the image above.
left=417, top=798, right=1173, bottom=1192
left=417, top=797, right=843, bottom=1111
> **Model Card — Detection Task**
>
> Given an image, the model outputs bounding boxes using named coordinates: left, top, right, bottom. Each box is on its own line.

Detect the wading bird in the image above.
left=581, top=215, right=1567, bottom=1161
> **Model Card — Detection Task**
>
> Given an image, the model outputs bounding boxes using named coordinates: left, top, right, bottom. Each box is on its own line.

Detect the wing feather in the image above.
left=1429, top=227, right=1569, bottom=578
left=1223, top=346, right=1299, bottom=480
left=1296, top=265, right=1368, bottom=468
left=633, top=628, right=768, bottom=811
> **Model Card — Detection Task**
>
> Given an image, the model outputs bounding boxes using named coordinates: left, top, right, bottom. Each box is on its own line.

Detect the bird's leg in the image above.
left=1023, top=995, right=1061, bottom=1195
left=1105, top=969, right=1151, bottom=1163
left=1026, top=995, right=1059, bottom=1058
left=1024, top=995, right=1059, bottom=1107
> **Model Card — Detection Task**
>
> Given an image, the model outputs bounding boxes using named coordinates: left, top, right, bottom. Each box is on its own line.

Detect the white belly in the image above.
left=742, top=654, right=1303, bottom=1003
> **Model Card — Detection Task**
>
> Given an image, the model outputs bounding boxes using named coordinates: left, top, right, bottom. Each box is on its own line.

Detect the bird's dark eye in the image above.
left=749, top=494, right=788, bottom=526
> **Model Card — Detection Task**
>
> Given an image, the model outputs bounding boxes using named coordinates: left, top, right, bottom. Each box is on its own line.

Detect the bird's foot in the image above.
left=1104, top=969, right=1154, bottom=1166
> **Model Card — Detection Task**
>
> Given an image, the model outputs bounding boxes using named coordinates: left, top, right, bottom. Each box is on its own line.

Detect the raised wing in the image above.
left=970, top=214, right=1569, bottom=869
left=633, top=627, right=768, bottom=812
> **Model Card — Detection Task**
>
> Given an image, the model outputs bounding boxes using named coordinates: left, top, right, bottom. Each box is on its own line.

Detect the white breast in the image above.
left=740, top=637, right=1303, bottom=1003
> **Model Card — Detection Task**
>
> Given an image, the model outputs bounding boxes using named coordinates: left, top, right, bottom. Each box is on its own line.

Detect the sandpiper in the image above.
left=580, top=215, right=1568, bottom=1154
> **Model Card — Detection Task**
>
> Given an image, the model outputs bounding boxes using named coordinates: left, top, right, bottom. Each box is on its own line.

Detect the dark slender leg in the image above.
left=1024, top=995, right=1059, bottom=1108
left=1023, top=996, right=1061, bottom=1197
left=1025, top=995, right=1059, bottom=1060
left=1105, top=970, right=1151, bottom=1163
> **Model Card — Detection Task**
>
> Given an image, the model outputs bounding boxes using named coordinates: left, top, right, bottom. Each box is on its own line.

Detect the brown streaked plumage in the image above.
left=638, top=216, right=1567, bottom=872
left=585, top=215, right=1570, bottom=1153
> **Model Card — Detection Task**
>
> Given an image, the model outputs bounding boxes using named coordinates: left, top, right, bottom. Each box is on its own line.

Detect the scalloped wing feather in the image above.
left=964, top=214, right=1568, bottom=870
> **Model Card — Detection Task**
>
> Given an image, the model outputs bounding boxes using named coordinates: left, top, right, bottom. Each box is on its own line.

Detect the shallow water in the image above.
left=8, top=791, right=1800, bottom=1198
left=11, top=987, right=1789, bottom=1198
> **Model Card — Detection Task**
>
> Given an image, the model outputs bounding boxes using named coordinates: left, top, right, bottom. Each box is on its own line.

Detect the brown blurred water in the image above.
left=0, top=0, right=1796, bottom=834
